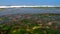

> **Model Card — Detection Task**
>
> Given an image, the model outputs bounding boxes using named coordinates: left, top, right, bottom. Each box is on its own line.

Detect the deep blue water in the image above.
left=0, top=8, right=60, bottom=16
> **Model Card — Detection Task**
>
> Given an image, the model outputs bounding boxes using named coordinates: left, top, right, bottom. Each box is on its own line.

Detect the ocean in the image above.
left=0, top=7, right=60, bottom=16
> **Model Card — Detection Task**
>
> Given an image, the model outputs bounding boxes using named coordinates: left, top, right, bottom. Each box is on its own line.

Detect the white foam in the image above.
left=0, top=5, right=59, bottom=8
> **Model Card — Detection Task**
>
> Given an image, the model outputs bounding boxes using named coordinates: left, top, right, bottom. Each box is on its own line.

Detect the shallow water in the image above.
left=0, top=8, right=60, bottom=34
left=0, top=8, right=60, bottom=16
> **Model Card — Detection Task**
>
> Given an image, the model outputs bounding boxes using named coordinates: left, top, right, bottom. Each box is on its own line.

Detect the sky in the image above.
left=0, top=0, right=60, bottom=6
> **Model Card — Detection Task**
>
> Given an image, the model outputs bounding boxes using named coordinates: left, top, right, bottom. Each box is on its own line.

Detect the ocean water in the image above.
left=0, top=7, right=60, bottom=16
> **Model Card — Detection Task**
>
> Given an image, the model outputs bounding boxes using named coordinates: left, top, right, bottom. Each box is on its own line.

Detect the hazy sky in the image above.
left=0, top=0, right=60, bottom=5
